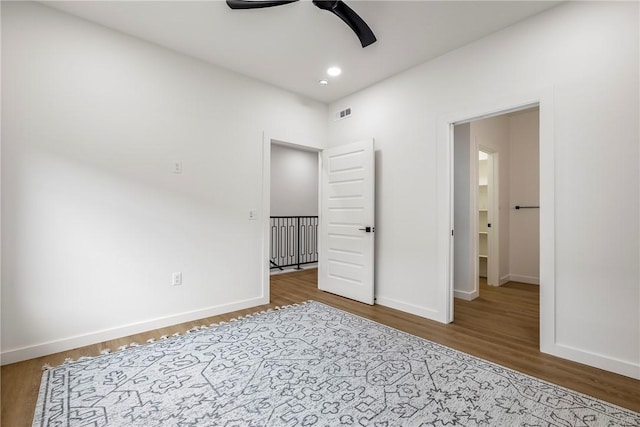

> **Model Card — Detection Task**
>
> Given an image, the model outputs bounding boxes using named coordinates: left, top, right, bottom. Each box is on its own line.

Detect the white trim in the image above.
left=537, top=89, right=556, bottom=359
left=470, top=135, right=480, bottom=301
left=506, top=274, right=540, bottom=285
left=547, top=343, right=640, bottom=380
left=261, top=133, right=272, bottom=304
left=0, top=296, right=267, bottom=365
left=317, top=152, right=324, bottom=294
left=375, top=296, right=440, bottom=318
left=454, top=289, right=479, bottom=301
left=436, top=119, right=455, bottom=323
left=499, top=274, right=511, bottom=286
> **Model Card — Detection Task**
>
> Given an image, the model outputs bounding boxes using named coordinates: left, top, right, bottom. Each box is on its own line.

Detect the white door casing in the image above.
left=319, top=139, right=375, bottom=304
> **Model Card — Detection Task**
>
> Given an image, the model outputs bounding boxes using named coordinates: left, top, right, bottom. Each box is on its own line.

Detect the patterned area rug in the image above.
left=33, top=301, right=639, bottom=426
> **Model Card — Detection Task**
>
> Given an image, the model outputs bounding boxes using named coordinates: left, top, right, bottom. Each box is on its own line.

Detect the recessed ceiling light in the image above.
left=319, top=79, right=329, bottom=85
left=327, top=67, right=342, bottom=77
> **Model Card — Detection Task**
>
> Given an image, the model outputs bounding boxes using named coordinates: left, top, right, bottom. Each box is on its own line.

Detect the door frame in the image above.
left=437, top=88, right=555, bottom=355
left=261, top=134, right=322, bottom=302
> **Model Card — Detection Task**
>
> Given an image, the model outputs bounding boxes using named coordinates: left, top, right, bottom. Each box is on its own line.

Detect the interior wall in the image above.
left=1, top=1, right=327, bottom=363
left=453, top=123, right=475, bottom=299
left=508, top=109, right=540, bottom=284
left=327, top=1, right=639, bottom=378
left=270, top=145, right=318, bottom=216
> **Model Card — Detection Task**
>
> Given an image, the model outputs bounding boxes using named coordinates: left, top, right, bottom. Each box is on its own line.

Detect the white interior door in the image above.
left=319, top=139, right=375, bottom=304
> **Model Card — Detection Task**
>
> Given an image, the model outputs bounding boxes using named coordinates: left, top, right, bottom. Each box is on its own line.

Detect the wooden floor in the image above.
left=3, top=269, right=639, bottom=425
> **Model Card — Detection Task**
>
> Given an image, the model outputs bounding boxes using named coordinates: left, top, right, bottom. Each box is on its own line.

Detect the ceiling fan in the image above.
left=226, top=0, right=377, bottom=48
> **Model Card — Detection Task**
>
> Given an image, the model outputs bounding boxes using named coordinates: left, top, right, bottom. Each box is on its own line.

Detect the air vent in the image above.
left=334, top=107, right=352, bottom=121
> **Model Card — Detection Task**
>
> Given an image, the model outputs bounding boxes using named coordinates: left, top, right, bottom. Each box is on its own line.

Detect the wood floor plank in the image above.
left=2, top=269, right=639, bottom=426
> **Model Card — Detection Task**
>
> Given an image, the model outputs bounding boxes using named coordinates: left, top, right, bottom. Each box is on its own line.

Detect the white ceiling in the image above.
left=44, top=1, right=561, bottom=104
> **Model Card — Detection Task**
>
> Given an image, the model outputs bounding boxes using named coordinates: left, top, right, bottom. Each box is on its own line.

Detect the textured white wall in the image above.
left=1, top=2, right=326, bottom=363
left=509, top=109, right=540, bottom=283
left=270, top=145, right=318, bottom=217
left=327, top=2, right=639, bottom=378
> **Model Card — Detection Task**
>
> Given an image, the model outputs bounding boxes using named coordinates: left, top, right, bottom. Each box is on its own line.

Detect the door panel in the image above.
left=319, top=139, right=375, bottom=305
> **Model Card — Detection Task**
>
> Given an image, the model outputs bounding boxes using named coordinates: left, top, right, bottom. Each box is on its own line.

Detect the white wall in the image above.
left=2, top=1, right=638, bottom=381
left=327, top=2, right=639, bottom=378
left=270, top=145, right=318, bottom=216
left=1, top=1, right=327, bottom=363
left=453, top=123, right=475, bottom=299
left=509, top=109, right=540, bottom=284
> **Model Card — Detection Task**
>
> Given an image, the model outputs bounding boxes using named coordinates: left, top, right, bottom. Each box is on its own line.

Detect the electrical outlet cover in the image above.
left=172, top=272, right=182, bottom=286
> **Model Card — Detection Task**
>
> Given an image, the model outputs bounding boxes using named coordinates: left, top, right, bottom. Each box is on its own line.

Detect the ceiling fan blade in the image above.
left=313, top=0, right=377, bottom=48
left=226, top=0, right=298, bottom=10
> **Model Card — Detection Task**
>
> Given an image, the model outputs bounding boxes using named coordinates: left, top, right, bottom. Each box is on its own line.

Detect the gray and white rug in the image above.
left=33, top=301, right=639, bottom=426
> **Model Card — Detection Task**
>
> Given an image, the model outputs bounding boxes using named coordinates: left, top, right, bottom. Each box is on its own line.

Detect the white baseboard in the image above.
left=541, top=341, right=640, bottom=380
left=0, top=296, right=269, bottom=366
left=375, top=296, right=441, bottom=321
left=270, top=263, right=317, bottom=275
left=454, top=289, right=478, bottom=301
left=502, top=274, right=539, bottom=285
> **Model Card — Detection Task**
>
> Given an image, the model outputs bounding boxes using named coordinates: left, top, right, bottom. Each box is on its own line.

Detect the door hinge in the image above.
left=451, top=229, right=454, bottom=236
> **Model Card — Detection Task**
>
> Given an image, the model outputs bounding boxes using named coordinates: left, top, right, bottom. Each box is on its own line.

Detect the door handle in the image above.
left=358, top=226, right=374, bottom=232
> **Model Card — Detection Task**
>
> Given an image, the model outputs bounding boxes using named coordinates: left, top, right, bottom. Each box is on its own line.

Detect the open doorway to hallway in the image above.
left=452, top=106, right=540, bottom=346
left=269, top=143, right=319, bottom=278
left=264, top=138, right=376, bottom=306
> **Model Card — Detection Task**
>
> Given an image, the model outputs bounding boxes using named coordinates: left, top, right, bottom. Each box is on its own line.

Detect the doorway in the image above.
left=261, top=137, right=376, bottom=306
left=260, top=138, right=321, bottom=301
left=452, top=106, right=541, bottom=344
left=269, top=143, right=320, bottom=275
